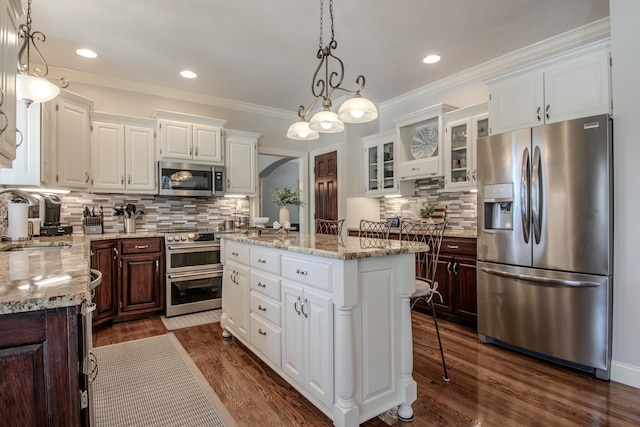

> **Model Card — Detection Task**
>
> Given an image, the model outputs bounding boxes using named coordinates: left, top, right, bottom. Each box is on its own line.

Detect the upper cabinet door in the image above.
left=225, top=129, right=259, bottom=195
left=91, top=121, right=125, bottom=191
left=543, top=50, right=611, bottom=124
left=0, top=1, right=20, bottom=167
left=193, top=124, right=222, bottom=163
left=159, top=119, right=192, bottom=160
left=488, top=72, right=544, bottom=134
left=125, top=125, right=156, bottom=192
left=56, top=96, right=92, bottom=190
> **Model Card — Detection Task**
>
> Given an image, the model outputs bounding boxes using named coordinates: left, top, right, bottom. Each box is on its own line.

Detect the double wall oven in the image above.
left=164, top=230, right=223, bottom=317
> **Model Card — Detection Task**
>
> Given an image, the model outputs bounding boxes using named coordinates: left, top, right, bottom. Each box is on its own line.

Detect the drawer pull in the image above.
left=258, top=305, right=267, bottom=312
left=447, top=245, right=459, bottom=249
left=135, top=245, right=149, bottom=249
left=296, top=269, right=308, bottom=276
left=258, top=259, right=266, bottom=264
left=231, top=251, right=239, bottom=256
left=257, top=282, right=266, bottom=288
left=258, top=328, right=267, bottom=336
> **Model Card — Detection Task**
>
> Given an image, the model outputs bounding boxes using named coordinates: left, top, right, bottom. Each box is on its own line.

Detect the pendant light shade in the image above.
left=286, top=0, right=377, bottom=140
left=337, top=95, right=378, bottom=123
left=16, top=74, right=60, bottom=106
left=309, top=109, right=344, bottom=133
left=287, top=119, right=319, bottom=140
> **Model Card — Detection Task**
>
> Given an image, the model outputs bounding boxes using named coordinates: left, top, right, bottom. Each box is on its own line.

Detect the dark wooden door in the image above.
left=91, top=239, right=119, bottom=325
left=121, top=253, right=163, bottom=314
left=314, top=151, right=338, bottom=230
left=453, top=255, right=478, bottom=321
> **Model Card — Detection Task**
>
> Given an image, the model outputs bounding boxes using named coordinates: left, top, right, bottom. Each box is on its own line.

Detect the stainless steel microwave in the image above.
left=158, top=161, right=225, bottom=197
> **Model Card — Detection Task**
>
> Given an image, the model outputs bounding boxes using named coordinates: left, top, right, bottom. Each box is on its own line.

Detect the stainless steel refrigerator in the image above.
left=476, top=114, right=613, bottom=380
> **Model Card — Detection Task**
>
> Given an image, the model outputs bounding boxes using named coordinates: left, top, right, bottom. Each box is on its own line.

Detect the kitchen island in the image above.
left=220, top=232, right=427, bottom=426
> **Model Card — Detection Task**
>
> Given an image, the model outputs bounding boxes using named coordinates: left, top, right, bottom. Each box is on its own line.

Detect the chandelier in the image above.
left=287, top=0, right=378, bottom=140
left=16, top=0, right=67, bottom=107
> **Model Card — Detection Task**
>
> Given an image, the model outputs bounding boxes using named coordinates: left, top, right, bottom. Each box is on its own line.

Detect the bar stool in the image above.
left=400, top=219, right=450, bottom=382
left=316, top=218, right=345, bottom=235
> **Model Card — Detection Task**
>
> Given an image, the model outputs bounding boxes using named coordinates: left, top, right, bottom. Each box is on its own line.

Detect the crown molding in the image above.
left=379, top=17, right=611, bottom=113
left=47, top=67, right=298, bottom=121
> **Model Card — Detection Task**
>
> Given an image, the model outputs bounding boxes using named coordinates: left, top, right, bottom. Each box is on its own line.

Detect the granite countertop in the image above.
left=0, top=231, right=164, bottom=315
left=221, top=232, right=428, bottom=260
left=346, top=227, right=477, bottom=239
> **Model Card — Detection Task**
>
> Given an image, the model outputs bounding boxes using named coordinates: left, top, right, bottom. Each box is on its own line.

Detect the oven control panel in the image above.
left=165, top=232, right=218, bottom=243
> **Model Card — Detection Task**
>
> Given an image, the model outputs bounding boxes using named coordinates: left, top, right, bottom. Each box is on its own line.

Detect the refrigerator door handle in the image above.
left=531, top=145, right=543, bottom=244
left=521, top=147, right=531, bottom=244
left=479, top=267, right=599, bottom=288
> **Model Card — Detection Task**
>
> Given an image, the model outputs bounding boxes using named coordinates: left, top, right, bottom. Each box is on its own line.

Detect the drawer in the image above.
left=281, top=256, right=331, bottom=291
left=250, top=270, right=281, bottom=301
left=250, top=248, right=280, bottom=275
left=226, top=241, right=250, bottom=265
left=120, top=238, right=162, bottom=254
left=250, top=291, right=281, bottom=327
left=441, top=237, right=476, bottom=256
left=250, top=312, right=281, bottom=367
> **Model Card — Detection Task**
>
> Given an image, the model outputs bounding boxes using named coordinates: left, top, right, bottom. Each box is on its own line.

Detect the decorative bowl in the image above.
left=253, top=217, right=270, bottom=228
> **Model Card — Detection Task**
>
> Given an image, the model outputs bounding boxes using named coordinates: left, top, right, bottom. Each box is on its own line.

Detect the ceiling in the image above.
left=28, top=0, right=609, bottom=114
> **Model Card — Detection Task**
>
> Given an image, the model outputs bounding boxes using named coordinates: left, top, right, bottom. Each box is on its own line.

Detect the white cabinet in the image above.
left=443, top=103, right=488, bottom=192
left=154, top=110, right=226, bottom=163
left=224, top=129, right=259, bottom=196
left=392, top=103, right=457, bottom=180
left=223, top=258, right=250, bottom=341
left=0, top=0, right=23, bottom=168
left=90, top=113, right=156, bottom=193
left=281, top=281, right=333, bottom=409
left=487, top=46, right=610, bottom=135
left=0, top=101, right=41, bottom=185
left=52, top=91, right=93, bottom=190
left=362, top=129, right=413, bottom=197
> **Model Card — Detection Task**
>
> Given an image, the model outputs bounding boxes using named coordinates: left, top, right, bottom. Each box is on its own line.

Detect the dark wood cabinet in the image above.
left=0, top=307, right=81, bottom=427
left=121, top=251, right=163, bottom=313
left=429, top=237, right=477, bottom=327
left=90, top=239, right=119, bottom=325
left=90, top=237, right=164, bottom=323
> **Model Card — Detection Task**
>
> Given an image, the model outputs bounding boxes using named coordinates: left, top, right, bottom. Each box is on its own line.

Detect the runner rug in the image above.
left=93, top=333, right=236, bottom=427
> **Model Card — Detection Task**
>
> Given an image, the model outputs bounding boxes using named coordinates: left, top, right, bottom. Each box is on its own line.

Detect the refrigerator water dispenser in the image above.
left=483, top=183, right=513, bottom=230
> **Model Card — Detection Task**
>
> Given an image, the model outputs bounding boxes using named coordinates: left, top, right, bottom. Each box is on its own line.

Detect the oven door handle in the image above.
left=167, top=243, right=221, bottom=251
left=167, top=270, right=223, bottom=280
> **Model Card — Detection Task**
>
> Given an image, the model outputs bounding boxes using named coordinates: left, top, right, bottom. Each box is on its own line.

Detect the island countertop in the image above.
left=220, top=232, right=428, bottom=260
left=0, top=231, right=164, bottom=315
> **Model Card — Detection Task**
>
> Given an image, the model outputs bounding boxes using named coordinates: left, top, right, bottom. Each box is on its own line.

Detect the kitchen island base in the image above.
left=220, top=235, right=423, bottom=426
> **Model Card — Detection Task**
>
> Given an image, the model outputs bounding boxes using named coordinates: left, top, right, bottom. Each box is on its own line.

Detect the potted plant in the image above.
left=419, top=206, right=435, bottom=223
left=272, top=186, right=304, bottom=225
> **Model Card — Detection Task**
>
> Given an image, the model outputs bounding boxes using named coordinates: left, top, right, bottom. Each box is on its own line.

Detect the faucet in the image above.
left=0, top=189, right=36, bottom=206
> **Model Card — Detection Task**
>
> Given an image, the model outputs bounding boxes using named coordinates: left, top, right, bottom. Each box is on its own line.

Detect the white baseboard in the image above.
left=611, top=360, right=640, bottom=389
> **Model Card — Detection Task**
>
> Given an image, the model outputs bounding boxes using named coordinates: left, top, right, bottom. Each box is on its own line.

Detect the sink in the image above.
left=5, top=244, right=72, bottom=252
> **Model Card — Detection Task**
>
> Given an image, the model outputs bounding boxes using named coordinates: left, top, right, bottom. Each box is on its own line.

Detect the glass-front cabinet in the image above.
left=443, top=103, right=489, bottom=192
left=362, top=129, right=412, bottom=197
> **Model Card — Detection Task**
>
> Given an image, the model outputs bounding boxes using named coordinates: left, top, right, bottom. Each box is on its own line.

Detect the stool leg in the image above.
left=429, top=298, right=450, bottom=382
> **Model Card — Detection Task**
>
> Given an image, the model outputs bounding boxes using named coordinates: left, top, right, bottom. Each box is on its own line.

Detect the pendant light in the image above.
left=16, top=0, right=66, bottom=107
left=287, top=0, right=377, bottom=140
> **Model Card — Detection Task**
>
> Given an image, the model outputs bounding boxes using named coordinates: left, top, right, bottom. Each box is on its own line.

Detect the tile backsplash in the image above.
left=379, top=177, right=478, bottom=233
left=1, top=192, right=249, bottom=235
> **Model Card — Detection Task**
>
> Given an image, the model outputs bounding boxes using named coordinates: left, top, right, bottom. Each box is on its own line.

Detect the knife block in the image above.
left=83, top=216, right=103, bottom=234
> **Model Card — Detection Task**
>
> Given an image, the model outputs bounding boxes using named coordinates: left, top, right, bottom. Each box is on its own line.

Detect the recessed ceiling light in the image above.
left=180, top=70, right=197, bottom=79
left=76, top=48, right=97, bottom=59
left=423, top=54, right=441, bottom=64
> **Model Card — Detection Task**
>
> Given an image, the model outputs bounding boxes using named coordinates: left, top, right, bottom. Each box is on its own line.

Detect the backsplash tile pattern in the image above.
left=0, top=193, right=249, bottom=235
left=379, top=177, right=478, bottom=233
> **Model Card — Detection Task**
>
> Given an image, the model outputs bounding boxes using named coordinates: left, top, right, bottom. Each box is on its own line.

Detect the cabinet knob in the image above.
left=121, top=175, right=124, bottom=185
left=301, top=298, right=308, bottom=318
left=127, top=175, right=131, bottom=185
left=85, top=173, right=90, bottom=183
left=545, top=104, right=550, bottom=120
left=536, top=106, right=542, bottom=122
left=294, top=297, right=301, bottom=315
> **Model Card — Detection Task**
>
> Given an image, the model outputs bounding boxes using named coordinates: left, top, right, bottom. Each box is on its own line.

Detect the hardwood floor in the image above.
left=93, top=313, right=640, bottom=426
